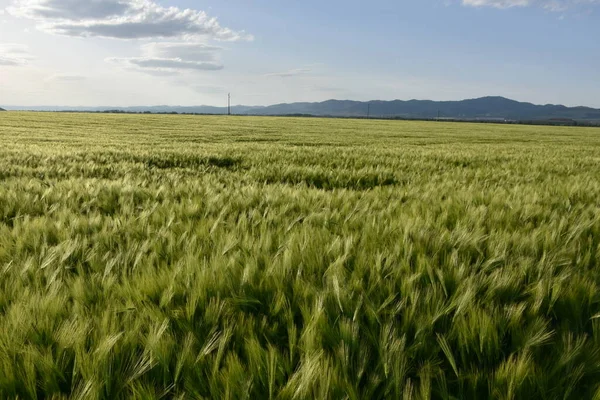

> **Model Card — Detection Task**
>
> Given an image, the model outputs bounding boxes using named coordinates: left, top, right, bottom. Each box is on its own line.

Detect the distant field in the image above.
left=1, top=112, right=600, bottom=399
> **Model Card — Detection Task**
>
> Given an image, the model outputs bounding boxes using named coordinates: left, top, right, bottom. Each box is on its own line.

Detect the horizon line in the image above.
left=2, top=95, right=598, bottom=110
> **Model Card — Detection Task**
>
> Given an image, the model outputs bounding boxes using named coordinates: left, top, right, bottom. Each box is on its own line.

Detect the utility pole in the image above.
left=367, top=103, right=370, bottom=119
left=228, top=93, right=231, bottom=115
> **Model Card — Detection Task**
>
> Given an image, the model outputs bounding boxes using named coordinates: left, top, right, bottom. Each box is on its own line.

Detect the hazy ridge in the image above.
left=3, top=96, right=600, bottom=121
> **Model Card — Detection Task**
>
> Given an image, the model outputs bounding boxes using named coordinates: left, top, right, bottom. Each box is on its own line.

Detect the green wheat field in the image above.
left=1, top=112, right=600, bottom=399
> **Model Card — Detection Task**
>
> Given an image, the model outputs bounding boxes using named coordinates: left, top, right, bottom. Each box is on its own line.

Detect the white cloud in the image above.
left=0, top=43, right=30, bottom=55
left=462, top=0, right=600, bottom=11
left=0, top=57, right=23, bottom=66
left=108, top=41, right=224, bottom=75
left=141, top=42, right=222, bottom=62
left=8, top=0, right=253, bottom=41
left=0, top=43, right=34, bottom=66
left=45, top=74, right=87, bottom=82
left=463, top=0, right=531, bottom=7
left=9, top=0, right=135, bottom=19
left=185, top=84, right=227, bottom=94
left=266, top=68, right=312, bottom=78
left=314, top=86, right=348, bottom=93
left=108, top=57, right=223, bottom=72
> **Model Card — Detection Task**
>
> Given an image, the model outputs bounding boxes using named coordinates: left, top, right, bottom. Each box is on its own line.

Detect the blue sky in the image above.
left=1, top=0, right=599, bottom=107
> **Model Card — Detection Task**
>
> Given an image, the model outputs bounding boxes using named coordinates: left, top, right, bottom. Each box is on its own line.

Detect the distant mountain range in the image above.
left=0, top=108, right=5, bottom=112
left=3, top=97, right=600, bottom=121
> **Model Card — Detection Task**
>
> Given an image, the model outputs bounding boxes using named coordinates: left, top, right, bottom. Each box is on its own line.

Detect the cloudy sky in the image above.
left=1, top=0, right=599, bottom=107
